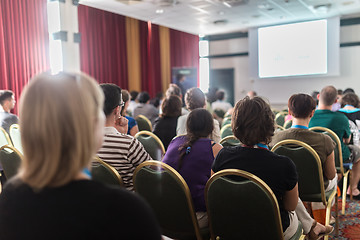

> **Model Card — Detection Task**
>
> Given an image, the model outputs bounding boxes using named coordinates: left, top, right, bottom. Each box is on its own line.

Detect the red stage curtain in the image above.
left=139, top=21, right=162, bottom=97
left=78, top=5, right=128, bottom=89
left=0, top=0, right=50, bottom=114
left=170, top=29, right=199, bottom=85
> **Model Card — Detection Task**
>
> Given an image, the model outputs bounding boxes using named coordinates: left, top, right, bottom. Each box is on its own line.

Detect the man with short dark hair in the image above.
left=177, top=88, right=221, bottom=143
left=97, top=84, right=152, bottom=191
left=270, top=94, right=337, bottom=215
left=133, top=91, right=159, bottom=125
left=211, top=90, right=232, bottom=113
left=0, top=90, right=18, bottom=134
left=309, top=85, right=360, bottom=198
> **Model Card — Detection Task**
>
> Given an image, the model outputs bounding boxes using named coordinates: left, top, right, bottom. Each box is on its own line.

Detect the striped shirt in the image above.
left=97, top=127, right=152, bottom=191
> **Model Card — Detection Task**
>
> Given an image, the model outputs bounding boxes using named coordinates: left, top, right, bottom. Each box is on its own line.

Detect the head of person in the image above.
left=0, top=90, right=16, bottom=111
left=100, top=84, right=123, bottom=120
left=176, top=74, right=185, bottom=83
left=247, top=91, right=257, bottom=99
left=232, top=96, right=274, bottom=145
left=341, top=93, right=360, bottom=108
left=311, top=90, right=319, bottom=105
left=178, top=108, right=214, bottom=169
left=288, top=94, right=316, bottom=119
left=130, top=90, right=139, bottom=101
left=137, top=91, right=150, bottom=104
left=215, top=90, right=225, bottom=101
left=166, top=84, right=182, bottom=98
left=185, top=87, right=206, bottom=111
left=161, top=96, right=182, bottom=118
left=343, top=88, right=355, bottom=95
left=121, top=89, right=130, bottom=116
left=319, top=86, right=337, bottom=107
left=19, top=72, right=104, bottom=189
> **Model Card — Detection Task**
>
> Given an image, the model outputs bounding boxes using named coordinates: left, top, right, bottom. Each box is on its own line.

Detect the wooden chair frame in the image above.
left=93, top=156, right=124, bottom=186
left=272, top=139, right=338, bottom=239
left=219, top=135, right=240, bottom=146
left=133, top=160, right=204, bottom=240
left=134, top=130, right=165, bottom=155
left=309, top=126, right=351, bottom=215
left=135, top=114, right=152, bottom=131
left=0, top=127, right=13, bottom=147
left=205, top=169, right=287, bottom=240
left=0, top=145, right=23, bottom=179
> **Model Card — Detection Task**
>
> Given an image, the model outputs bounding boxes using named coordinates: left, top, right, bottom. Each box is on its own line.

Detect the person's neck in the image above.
left=317, top=103, right=332, bottom=110
left=1, top=105, right=10, bottom=113
left=105, top=115, right=116, bottom=128
left=292, top=117, right=310, bottom=128
left=343, top=105, right=356, bottom=109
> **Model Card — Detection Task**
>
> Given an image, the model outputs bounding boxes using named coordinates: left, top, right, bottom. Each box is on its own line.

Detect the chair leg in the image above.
left=342, top=172, right=348, bottom=215
left=335, top=193, right=339, bottom=236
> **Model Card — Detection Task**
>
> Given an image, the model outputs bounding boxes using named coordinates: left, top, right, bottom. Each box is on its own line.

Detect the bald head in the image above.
left=319, top=86, right=337, bottom=106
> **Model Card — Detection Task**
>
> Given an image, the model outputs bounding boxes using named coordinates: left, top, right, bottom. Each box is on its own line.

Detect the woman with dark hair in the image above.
left=162, top=108, right=223, bottom=227
left=212, top=96, right=333, bottom=240
left=121, top=89, right=139, bottom=136
left=153, top=95, right=182, bottom=149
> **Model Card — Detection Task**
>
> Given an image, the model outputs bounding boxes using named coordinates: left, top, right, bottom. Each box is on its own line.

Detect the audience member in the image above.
left=0, top=72, right=161, bottom=239
left=165, top=83, right=188, bottom=115
left=0, top=90, right=18, bottom=134
left=311, top=90, right=319, bottom=106
left=338, top=92, right=360, bottom=145
left=98, top=84, right=152, bottom=191
left=121, top=90, right=139, bottom=136
left=309, top=86, right=360, bottom=198
left=153, top=96, right=182, bottom=150
left=246, top=90, right=257, bottom=99
left=270, top=94, right=337, bottom=220
left=127, top=90, right=139, bottom=115
left=332, top=89, right=343, bottom=112
left=177, top=88, right=221, bottom=143
left=212, top=96, right=333, bottom=240
left=211, top=90, right=232, bottom=113
left=344, top=88, right=355, bottom=94
left=134, top=91, right=159, bottom=126
left=162, top=109, right=222, bottom=228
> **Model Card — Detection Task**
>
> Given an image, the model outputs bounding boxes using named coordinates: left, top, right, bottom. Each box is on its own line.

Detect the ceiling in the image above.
left=79, top=0, right=360, bottom=35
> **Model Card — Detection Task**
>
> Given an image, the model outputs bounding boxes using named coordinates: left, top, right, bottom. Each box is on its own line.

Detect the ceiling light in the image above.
left=218, top=11, right=225, bottom=15
left=156, top=9, right=164, bottom=14
left=258, top=3, right=270, bottom=9
left=342, top=1, right=354, bottom=5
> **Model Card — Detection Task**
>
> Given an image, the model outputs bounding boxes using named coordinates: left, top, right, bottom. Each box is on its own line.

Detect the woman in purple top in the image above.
left=162, top=109, right=222, bottom=228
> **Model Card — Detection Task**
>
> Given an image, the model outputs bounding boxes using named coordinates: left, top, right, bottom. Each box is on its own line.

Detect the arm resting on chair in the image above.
left=324, top=151, right=336, bottom=180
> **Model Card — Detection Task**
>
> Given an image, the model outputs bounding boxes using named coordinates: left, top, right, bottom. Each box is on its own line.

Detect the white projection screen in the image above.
left=249, top=17, right=340, bottom=79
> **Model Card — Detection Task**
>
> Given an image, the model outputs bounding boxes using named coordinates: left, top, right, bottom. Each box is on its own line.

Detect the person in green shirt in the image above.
left=309, top=85, right=360, bottom=199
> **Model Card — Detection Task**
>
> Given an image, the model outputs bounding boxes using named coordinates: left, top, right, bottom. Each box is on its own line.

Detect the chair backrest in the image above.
left=284, top=120, right=292, bottom=129
left=271, top=139, right=327, bottom=205
left=9, top=124, right=23, bottom=154
left=221, top=117, right=231, bottom=128
left=220, top=124, right=233, bottom=139
left=133, top=161, right=203, bottom=240
left=91, top=156, right=124, bottom=186
left=0, top=145, right=22, bottom=179
left=219, top=135, right=240, bottom=147
left=135, top=114, right=152, bottom=131
left=275, top=112, right=286, bottom=127
left=0, top=127, right=12, bottom=148
left=205, top=169, right=284, bottom=240
left=309, top=126, right=345, bottom=174
left=135, top=131, right=165, bottom=160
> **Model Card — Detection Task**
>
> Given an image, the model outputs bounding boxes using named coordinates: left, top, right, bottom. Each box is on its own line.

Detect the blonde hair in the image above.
left=19, top=72, right=104, bottom=189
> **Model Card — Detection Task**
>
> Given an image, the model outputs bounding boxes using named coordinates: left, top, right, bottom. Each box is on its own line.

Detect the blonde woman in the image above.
left=0, top=72, right=161, bottom=239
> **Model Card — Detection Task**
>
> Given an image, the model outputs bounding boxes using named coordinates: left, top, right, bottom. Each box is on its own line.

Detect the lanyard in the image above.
left=82, top=168, right=92, bottom=179
left=291, top=125, right=308, bottom=129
